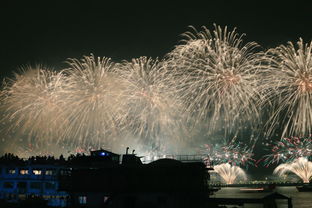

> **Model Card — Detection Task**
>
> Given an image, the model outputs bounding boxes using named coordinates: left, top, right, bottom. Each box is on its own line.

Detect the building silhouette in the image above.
left=0, top=150, right=213, bottom=208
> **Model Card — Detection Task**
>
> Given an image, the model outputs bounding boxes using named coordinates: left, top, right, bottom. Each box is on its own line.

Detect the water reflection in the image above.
left=213, top=186, right=311, bottom=208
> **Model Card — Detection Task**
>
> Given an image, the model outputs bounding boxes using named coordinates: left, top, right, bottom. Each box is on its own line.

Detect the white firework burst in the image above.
left=274, top=157, right=312, bottom=183
left=265, top=39, right=312, bottom=138
left=167, top=24, right=266, bottom=136
left=213, top=163, right=247, bottom=184
left=60, top=54, right=125, bottom=148
left=117, top=56, right=187, bottom=152
left=0, top=66, right=66, bottom=143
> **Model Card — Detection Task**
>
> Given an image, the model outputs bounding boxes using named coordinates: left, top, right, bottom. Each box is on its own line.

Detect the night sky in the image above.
left=0, top=1, right=311, bottom=178
left=1, top=1, right=311, bottom=79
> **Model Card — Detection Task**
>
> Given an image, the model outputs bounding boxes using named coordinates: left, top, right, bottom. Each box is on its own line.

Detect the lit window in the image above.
left=60, top=169, right=70, bottom=176
left=32, top=169, right=42, bottom=175
left=45, top=169, right=55, bottom=175
left=78, top=196, right=87, bottom=204
left=19, top=169, right=29, bottom=175
left=18, top=194, right=26, bottom=200
left=7, top=169, right=16, bottom=174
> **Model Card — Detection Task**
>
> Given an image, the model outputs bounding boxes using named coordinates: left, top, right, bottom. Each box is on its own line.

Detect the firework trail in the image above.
left=202, top=141, right=254, bottom=167
left=263, top=136, right=312, bottom=166
left=0, top=66, right=66, bottom=142
left=117, top=57, right=187, bottom=152
left=264, top=39, right=312, bottom=138
left=59, top=54, right=125, bottom=148
left=274, top=157, right=312, bottom=183
left=213, top=163, right=247, bottom=184
left=167, top=24, right=266, bottom=136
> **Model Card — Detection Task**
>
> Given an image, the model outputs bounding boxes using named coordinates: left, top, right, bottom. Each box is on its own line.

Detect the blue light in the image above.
left=100, top=152, right=106, bottom=156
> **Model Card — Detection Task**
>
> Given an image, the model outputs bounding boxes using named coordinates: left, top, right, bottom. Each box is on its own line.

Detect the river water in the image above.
left=213, top=186, right=311, bottom=208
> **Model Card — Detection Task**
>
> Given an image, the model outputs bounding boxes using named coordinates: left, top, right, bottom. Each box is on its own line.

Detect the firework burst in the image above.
left=213, top=163, right=247, bottom=184
left=274, top=157, right=312, bottom=183
left=264, top=39, right=312, bottom=138
left=0, top=66, right=66, bottom=142
left=167, top=24, right=266, bottom=136
left=263, top=136, right=312, bottom=166
left=201, top=139, right=254, bottom=167
left=59, top=54, right=125, bottom=148
left=117, top=57, right=186, bottom=152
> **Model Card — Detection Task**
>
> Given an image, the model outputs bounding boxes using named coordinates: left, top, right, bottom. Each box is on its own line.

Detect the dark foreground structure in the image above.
left=0, top=149, right=214, bottom=208
left=0, top=149, right=293, bottom=208
left=59, top=150, right=212, bottom=208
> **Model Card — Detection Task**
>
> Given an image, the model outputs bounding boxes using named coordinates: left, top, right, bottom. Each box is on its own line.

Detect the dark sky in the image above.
left=0, top=1, right=311, bottom=79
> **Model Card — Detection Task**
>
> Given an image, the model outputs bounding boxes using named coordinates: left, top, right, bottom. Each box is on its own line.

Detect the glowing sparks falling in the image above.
left=60, top=55, right=124, bottom=147
left=213, top=163, right=247, bottom=184
left=0, top=67, right=66, bottom=142
left=265, top=39, right=312, bottom=138
left=167, top=24, right=266, bottom=135
left=274, top=157, right=312, bottom=183
left=117, top=57, right=186, bottom=152
left=0, top=24, right=311, bottom=159
left=0, top=56, right=187, bottom=153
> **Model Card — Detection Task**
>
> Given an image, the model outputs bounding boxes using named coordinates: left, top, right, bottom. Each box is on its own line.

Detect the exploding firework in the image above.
left=0, top=55, right=188, bottom=154
left=0, top=66, right=67, bottom=142
left=263, top=136, right=312, bottom=166
left=274, top=157, right=312, bottom=183
left=2, top=25, right=312, bottom=158
left=117, top=57, right=186, bottom=152
left=264, top=39, right=312, bottom=138
left=167, top=24, right=266, bottom=135
left=202, top=141, right=254, bottom=167
left=213, top=163, right=247, bottom=184
left=59, top=54, right=125, bottom=148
